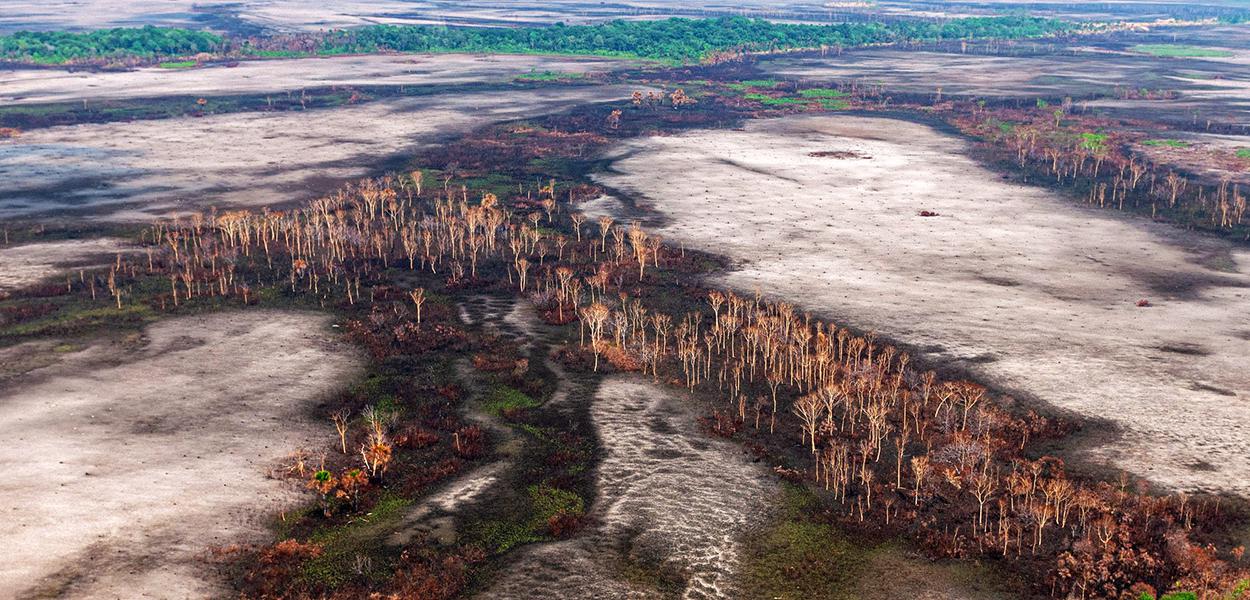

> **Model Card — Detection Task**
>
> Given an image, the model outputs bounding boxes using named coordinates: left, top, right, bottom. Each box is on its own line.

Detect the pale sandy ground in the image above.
left=591, top=114, right=1250, bottom=496
left=0, top=238, right=130, bottom=292
left=481, top=375, right=775, bottom=599
left=0, top=84, right=643, bottom=221
left=0, top=54, right=632, bottom=105
left=0, top=310, right=361, bottom=598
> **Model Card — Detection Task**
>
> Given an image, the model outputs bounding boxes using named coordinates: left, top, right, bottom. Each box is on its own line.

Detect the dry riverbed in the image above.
left=0, top=310, right=360, bottom=598
left=591, top=113, right=1250, bottom=496
left=480, top=375, right=776, bottom=599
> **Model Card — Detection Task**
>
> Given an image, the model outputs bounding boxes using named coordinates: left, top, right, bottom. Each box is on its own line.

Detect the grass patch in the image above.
left=483, top=384, right=540, bottom=416
left=727, top=79, right=780, bottom=92
left=1236, top=148, right=1250, bottom=159
left=1132, top=44, right=1235, bottom=58
left=301, top=494, right=412, bottom=587
left=471, top=519, right=544, bottom=555
left=818, top=99, right=850, bottom=110
left=157, top=60, right=197, bottom=69
left=744, top=93, right=849, bottom=110
left=1143, top=138, right=1191, bottom=149
left=528, top=484, right=584, bottom=526
left=1, top=303, right=154, bottom=339
left=797, top=88, right=848, bottom=99
left=739, top=484, right=867, bottom=599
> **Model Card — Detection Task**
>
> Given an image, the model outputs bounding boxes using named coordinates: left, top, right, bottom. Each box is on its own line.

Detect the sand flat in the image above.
left=0, top=310, right=361, bottom=598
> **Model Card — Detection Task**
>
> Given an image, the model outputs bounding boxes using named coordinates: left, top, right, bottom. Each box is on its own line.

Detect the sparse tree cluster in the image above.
left=96, top=149, right=1247, bottom=599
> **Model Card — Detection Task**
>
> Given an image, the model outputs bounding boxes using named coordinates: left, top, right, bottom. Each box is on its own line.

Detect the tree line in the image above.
left=0, top=25, right=223, bottom=64
left=0, top=15, right=1075, bottom=66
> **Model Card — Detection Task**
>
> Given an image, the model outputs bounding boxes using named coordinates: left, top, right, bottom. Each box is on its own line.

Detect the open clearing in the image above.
left=0, top=84, right=643, bottom=221
left=0, top=310, right=360, bottom=598
left=592, top=113, right=1250, bottom=495
left=0, top=54, right=632, bottom=106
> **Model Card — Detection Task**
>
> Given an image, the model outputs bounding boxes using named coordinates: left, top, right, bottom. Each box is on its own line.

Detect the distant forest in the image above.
left=0, top=26, right=224, bottom=64
left=0, top=16, right=1075, bottom=65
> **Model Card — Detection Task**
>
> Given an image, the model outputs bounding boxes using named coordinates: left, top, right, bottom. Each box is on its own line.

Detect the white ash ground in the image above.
left=0, top=310, right=361, bottom=599
left=0, top=238, right=130, bottom=292
left=0, top=54, right=633, bottom=105
left=0, top=84, right=644, bottom=221
left=481, top=375, right=775, bottom=599
left=591, top=113, right=1250, bottom=496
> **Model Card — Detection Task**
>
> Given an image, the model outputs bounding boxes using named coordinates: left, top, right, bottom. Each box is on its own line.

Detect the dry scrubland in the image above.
left=0, top=84, right=643, bottom=221
left=0, top=310, right=360, bottom=598
left=0, top=54, right=629, bottom=105
left=592, top=114, right=1250, bottom=494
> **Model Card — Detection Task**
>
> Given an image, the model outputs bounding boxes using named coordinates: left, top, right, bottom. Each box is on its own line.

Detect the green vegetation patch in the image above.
left=797, top=88, right=848, bottom=99
left=472, top=519, right=544, bottom=555
left=483, top=384, right=540, bottom=416
left=727, top=79, right=780, bottom=91
left=1143, top=138, right=1191, bottom=149
left=301, top=494, right=412, bottom=587
left=157, top=60, right=197, bottom=69
left=527, top=484, right=584, bottom=527
left=1131, top=44, right=1235, bottom=58
left=0, top=26, right=222, bottom=64
left=1, top=303, right=154, bottom=340
left=739, top=485, right=867, bottom=599
left=1079, top=132, right=1109, bottom=152
left=466, top=484, right=585, bottom=555
left=743, top=92, right=848, bottom=111
left=1236, top=148, right=1250, bottom=159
